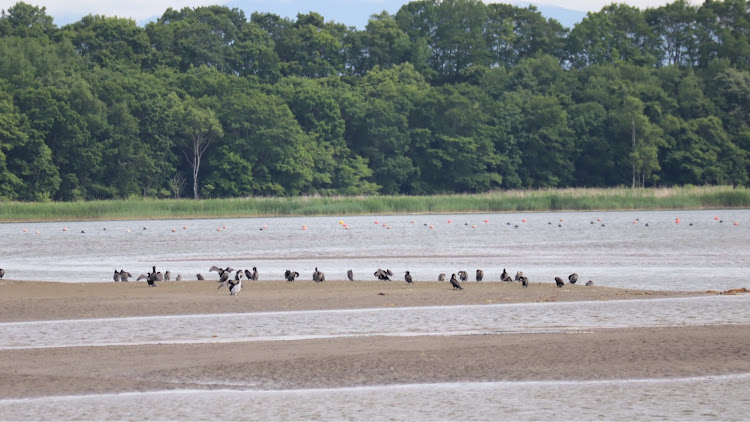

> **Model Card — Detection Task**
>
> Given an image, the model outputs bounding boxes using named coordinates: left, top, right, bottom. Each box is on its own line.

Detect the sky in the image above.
left=1, top=0, right=706, bottom=28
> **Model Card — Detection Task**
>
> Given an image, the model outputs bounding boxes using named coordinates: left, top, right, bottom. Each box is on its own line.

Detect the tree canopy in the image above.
left=0, top=0, right=749, bottom=201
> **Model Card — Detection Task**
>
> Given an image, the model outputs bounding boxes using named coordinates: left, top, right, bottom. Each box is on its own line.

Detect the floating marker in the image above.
left=448, top=220, right=452, bottom=224
left=171, top=228, right=176, bottom=232
left=302, top=225, right=307, bottom=231
left=35, top=230, right=40, bottom=234
left=183, top=226, right=187, bottom=229
left=429, top=225, right=434, bottom=229
left=472, top=225, right=477, bottom=228
left=62, top=227, right=67, bottom=231
left=715, top=217, right=719, bottom=221
left=374, top=221, right=379, bottom=224
left=522, top=219, right=527, bottom=223
left=22, top=228, right=27, bottom=232
left=484, top=220, right=488, bottom=223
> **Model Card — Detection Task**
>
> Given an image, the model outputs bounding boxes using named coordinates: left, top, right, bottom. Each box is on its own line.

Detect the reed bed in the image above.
left=0, top=186, right=748, bottom=222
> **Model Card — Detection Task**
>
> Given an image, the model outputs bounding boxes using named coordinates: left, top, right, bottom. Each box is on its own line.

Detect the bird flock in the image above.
left=103, top=265, right=593, bottom=295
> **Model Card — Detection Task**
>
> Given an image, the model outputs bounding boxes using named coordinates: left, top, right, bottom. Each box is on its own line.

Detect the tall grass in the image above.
left=0, top=186, right=748, bottom=222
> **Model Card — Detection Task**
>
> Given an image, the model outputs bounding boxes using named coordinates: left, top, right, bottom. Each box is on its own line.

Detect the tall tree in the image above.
left=179, top=98, right=222, bottom=199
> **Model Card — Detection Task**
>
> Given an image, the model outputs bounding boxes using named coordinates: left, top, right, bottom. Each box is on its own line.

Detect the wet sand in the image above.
left=0, top=280, right=748, bottom=399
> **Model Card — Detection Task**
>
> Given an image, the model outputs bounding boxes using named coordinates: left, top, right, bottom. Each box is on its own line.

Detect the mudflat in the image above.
left=1, top=280, right=747, bottom=399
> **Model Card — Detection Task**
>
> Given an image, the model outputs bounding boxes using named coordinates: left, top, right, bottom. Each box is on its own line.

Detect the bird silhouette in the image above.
left=347, top=269, right=354, bottom=281
left=196, top=273, right=205, bottom=280
left=438, top=273, right=446, bottom=281
left=449, top=274, right=463, bottom=290
left=404, top=271, right=413, bottom=283
left=555, top=277, right=565, bottom=288
left=475, top=269, right=484, bottom=282
left=458, top=271, right=468, bottom=282
left=285, top=270, right=300, bottom=282
left=568, top=273, right=578, bottom=284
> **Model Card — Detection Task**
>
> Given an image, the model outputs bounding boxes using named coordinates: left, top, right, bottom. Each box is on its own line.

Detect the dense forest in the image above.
left=0, top=0, right=749, bottom=201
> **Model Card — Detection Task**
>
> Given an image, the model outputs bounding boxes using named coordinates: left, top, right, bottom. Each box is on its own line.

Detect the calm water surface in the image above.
left=1, top=209, right=748, bottom=291
left=1, top=295, right=748, bottom=350
left=2, top=374, right=749, bottom=421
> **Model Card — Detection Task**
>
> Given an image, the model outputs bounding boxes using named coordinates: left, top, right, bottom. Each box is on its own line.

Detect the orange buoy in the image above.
left=183, top=226, right=187, bottom=229
left=429, top=225, right=434, bottom=229
left=472, top=225, right=477, bottom=228
left=62, top=227, right=67, bottom=231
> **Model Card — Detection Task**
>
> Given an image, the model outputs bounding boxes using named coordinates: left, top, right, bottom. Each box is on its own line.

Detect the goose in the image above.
left=449, top=274, right=463, bottom=290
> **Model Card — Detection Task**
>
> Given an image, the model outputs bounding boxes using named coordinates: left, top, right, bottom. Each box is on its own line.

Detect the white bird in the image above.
left=230, top=279, right=242, bottom=296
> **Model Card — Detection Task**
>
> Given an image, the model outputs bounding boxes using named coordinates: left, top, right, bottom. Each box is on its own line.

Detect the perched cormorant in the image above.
left=119, top=270, right=132, bottom=282
left=164, top=270, right=171, bottom=282
left=585, top=280, right=594, bottom=286
left=404, top=271, right=413, bottom=283
left=458, top=271, right=468, bottom=282
left=520, top=276, right=529, bottom=288
left=449, top=274, right=463, bottom=290
left=147, top=266, right=157, bottom=287
left=374, top=269, right=391, bottom=281
left=501, top=268, right=512, bottom=282
left=285, top=270, right=300, bottom=282
left=0, top=268, right=4, bottom=279
left=113, top=270, right=121, bottom=282
left=438, top=273, right=446, bottom=281
left=313, top=267, right=325, bottom=283
left=568, top=273, right=578, bottom=284
left=514, top=271, right=524, bottom=282
left=176, top=274, right=182, bottom=281
left=475, top=269, right=484, bottom=282
left=250, top=267, right=258, bottom=281
left=196, top=273, right=205, bottom=280
left=555, top=277, right=565, bottom=288
left=347, top=269, right=354, bottom=281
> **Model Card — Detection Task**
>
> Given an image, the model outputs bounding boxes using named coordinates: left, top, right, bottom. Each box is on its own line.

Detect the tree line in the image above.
left=0, top=0, right=748, bottom=201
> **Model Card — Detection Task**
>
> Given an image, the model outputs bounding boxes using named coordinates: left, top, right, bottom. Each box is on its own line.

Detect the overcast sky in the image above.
left=1, top=0, right=706, bottom=27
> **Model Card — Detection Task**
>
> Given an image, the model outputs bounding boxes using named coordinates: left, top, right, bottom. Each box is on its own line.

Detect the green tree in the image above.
left=178, top=97, right=223, bottom=199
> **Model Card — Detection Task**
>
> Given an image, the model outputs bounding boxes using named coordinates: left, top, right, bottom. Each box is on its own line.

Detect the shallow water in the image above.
left=1, top=295, right=748, bottom=350
left=2, top=374, right=749, bottom=421
left=1, top=209, right=748, bottom=291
